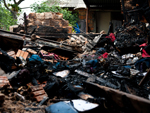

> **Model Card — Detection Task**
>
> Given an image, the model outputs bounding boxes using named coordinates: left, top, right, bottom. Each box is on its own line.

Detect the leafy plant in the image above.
left=30, top=2, right=78, bottom=27
left=0, top=5, right=17, bottom=31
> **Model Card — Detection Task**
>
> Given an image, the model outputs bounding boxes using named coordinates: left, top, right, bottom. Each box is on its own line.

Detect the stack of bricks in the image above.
left=27, top=12, right=72, bottom=34
left=27, top=85, right=48, bottom=102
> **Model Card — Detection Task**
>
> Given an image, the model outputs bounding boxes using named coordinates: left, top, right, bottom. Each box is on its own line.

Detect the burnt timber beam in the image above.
left=86, top=8, right=88, bottom=33
left=84, top=82, right=150, bottom=113
left=0, top=29, right=79, bottom=53
left=0, top=29, right=24, bottom=51
left=24, top=13, right=27, bottom=34
left=121, top=0, right=127, bottom=22
left=139, top=68, right=150, bottom=86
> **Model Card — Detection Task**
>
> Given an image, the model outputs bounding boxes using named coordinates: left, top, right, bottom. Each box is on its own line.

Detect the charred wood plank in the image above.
left=84, top=82, right=150, bottom=113
left=24, top=13, right=27, bottom=34
left=139, top=69, right=150, bottom=86
left=85, top=34, right=103, bottom=51
left=36, top=39, right=78, bottom=53
left=0, top=30, right=24, bottom=51
left=75, top=70, right=118, bottom=89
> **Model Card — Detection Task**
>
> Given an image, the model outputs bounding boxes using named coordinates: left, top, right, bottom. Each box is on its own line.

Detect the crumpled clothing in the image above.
left=135, top=58, right=150, bottom=72
left=105, top=33, right=116, bottom=42
left=18, top=69, right=31, bottom=85
left=98, top=52, right=108, bottom=59
left=144, top=44, right=150, bottom=55
left=139, top=43, right=148, bottom=47
left=29, top=54, right=44, bottom=63
left=0, top=48, right=15, bottom=73
left=86, top=59, right=98, bottom=68
left=40, top=51, right=60, bottom=60
left=142, top=49, right=150, bottom=57
left=96, top=48, right=106, bottom=54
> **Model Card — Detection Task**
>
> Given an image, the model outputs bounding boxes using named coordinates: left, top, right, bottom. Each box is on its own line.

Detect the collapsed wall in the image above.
left=10, top=12, right=72, bottom=35
left=27, top=12, right=72, bottom=35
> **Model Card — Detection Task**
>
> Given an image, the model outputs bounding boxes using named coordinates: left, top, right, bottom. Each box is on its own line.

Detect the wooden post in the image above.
left=24, top=13, right=27, bottom=34
left=86, top=8, right=88, bottom=33
left=139, top=68, right=150, bottom=86
left=121, top=0, right=126, bottom=22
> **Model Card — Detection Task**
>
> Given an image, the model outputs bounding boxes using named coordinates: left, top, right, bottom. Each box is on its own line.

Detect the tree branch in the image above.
left=3, top=0, right=12, bottom=12
left=13, top=0, right=17, bottom=4
left=17, top=0, right=24, bottom=5
left=3, top=0, right=17, bottom=19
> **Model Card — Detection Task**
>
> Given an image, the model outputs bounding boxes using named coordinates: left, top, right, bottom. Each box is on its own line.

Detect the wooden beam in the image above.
left=139, top=69, right=150, bottom=86
left=86, top=8, right=88, bottom=33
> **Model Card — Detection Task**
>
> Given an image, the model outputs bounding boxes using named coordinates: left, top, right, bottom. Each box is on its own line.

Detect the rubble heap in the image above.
left=3, top=2, right=150, bottom=111
left=114, top=23, right=147, bottom=54
left=1, top=20, right=150, bottom=112
left=27, top=12, right=72, bottom=34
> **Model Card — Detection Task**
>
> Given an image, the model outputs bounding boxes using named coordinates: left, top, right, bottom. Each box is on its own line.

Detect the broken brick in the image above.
left=28, top=85, right=48, bottom=102
left=16, top=50, right=29, bottom=60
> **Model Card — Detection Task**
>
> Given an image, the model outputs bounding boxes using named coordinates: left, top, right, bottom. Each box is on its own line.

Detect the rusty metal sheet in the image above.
left=84, top=82, right=150, bottom=113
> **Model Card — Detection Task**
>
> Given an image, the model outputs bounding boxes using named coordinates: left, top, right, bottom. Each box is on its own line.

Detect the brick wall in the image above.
left=88, top=11, right=94, bottom=32
left=27, top=12, right=72, bottom=34
left=77, top=9, right=94, bottom=32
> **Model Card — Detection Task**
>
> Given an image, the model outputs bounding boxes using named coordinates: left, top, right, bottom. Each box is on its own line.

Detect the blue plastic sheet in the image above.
left=74, top=23, right=80, bottom=33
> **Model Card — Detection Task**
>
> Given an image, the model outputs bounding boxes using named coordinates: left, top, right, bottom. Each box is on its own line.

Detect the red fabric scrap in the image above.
left=98, top=52, right=108, bottom=59
left=105, top=33, right=116, bottom=42
left=139, top=43, right=148, bottom=47
left=142, top=49, right=150, bottom=57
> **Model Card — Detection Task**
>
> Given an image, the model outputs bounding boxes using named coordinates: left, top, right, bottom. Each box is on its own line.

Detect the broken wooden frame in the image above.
left=0, top=29, right=78, bottom=54
left=0, top=29, right=24, bottom=52
left=139, top=68, right=150, bottom=86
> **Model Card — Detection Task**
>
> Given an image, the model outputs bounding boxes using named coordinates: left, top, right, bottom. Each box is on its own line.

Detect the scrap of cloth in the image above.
left=105, top=33, right=116, bottom=42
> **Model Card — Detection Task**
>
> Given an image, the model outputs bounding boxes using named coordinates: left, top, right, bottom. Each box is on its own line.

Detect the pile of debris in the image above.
left=1, top=12, right=150, bottom=112
left=11, top=12, right=72, bottom=35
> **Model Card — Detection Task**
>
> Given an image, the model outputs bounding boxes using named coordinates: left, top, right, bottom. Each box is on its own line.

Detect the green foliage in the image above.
left=30, top=2, right=78, bottom=27
left=0, top=5, right=17, bottom=31
left=8, top=4, right=21, bottom=12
